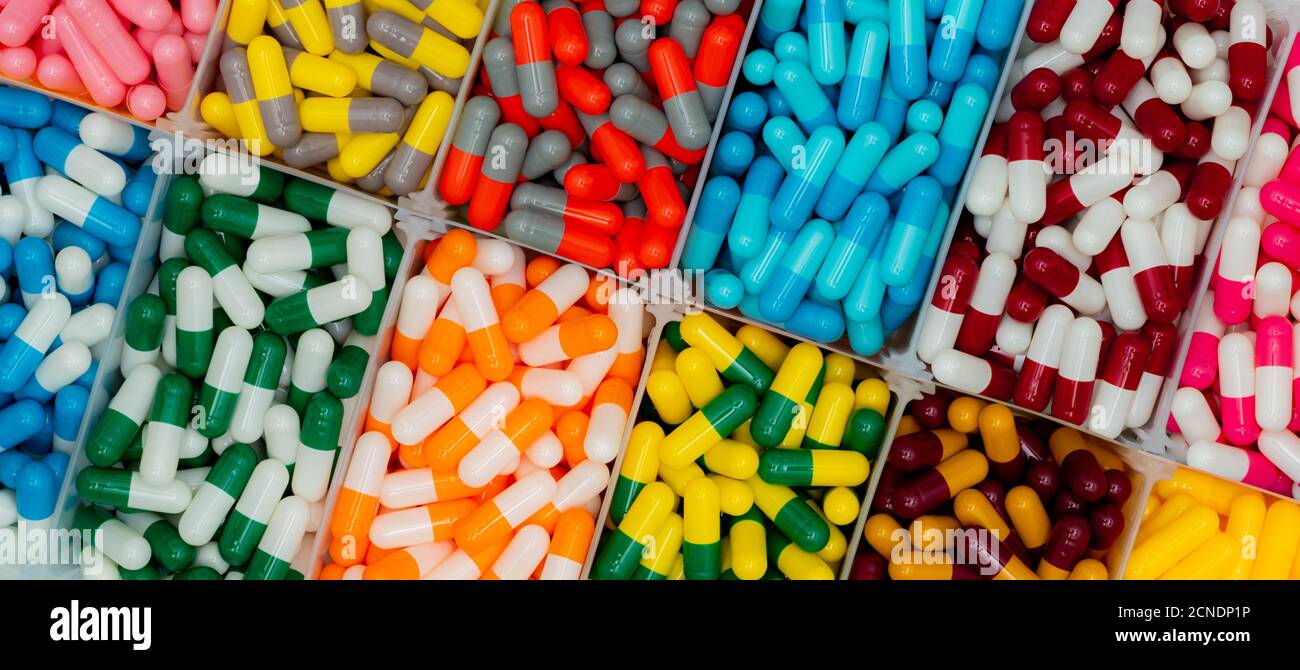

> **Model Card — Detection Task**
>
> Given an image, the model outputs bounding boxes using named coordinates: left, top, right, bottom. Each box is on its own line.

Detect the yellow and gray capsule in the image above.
left=329, top=50, right=429, bottom=105
left=421, top=65, right=462, bottom=94
left=408, top=0, right=484, bottom=39
left=282, top=132, right=349, bottom=169
left=384, top=90, right=454, bottom=195
left=283, top=47, right=357, bottom=96
left=324, top=0, right=368, bottom=54
left=218, top=49, right=274, bottom=156
left=266, top=0, right=306, bottom=49
left=247, top=36, right=302, bottom=148
left=367, top=10, right=470, bottom=79
left=300, top=96, right=405, bottom=134
left=276, top=0, right=335, bottom=55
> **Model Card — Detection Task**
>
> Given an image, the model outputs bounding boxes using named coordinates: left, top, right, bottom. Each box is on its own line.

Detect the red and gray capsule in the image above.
left=519, top=129, right=573, bottom=180
left=604, top=0, right=639, bottom=17
left=484, top=123, right=530, bottom=183
left=543, top=0, right=589, bottom=66
left=704, top=0, right=740, bottom=14
left=512, top=182, right=624, bottom=233
left=669, top=0, right=711, bottom=58
left=495, top=0, right=526, bottom=35
left=650, top=38, right=711, bottom=151
left=610, top=94, right=706, bottom=163
left=604, top=62, right=654, bottom=100
left=614, top=20, right=652, bottom=72
left=580, top=3, right=617, bottom=69
left=512, top=0, right=559, bottom=118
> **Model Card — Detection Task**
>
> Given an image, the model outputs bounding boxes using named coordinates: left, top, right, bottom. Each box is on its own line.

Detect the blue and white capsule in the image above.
left=4, top=129, right=54, bottom=238
left=33, top=127, right=128, bottom=198
left=35, top=175, right=142, bottom=248
left=80, top=112, right=154, bottom=162
left=0, top=293, right=71, bottom=393
left=14, top=236, right=53, bottom=309
left=15, top=341, right=92, bottom=403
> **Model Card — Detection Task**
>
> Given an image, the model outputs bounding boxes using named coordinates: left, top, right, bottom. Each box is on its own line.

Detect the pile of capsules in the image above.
left=319, top=229, right=647, bottom=580
left=198, top=0, right=479, bottom=197
left=679, top=0, right=1025, bottom=352
left=73, top=154, right=399, bottom=580
left=0, top=88, right=157, bottom=532
left=1126, top=466, right=1300, bottom=579
left=1170, top=40, right=1300, bottom=501
left=593, top=312, right=889, bottom=580
left=436, top=0, right=745, bottom=271
left=0, top=0, right=206, bottom=121
left=851, top=391, right=1133, bottom=580
left=921, top=0, right=1276, bottom=440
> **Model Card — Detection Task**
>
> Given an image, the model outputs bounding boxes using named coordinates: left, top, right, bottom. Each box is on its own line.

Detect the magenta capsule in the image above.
left=1121, top=78, right=1187, bottom=152
left=1053, top=316, right=1103, bottom=426
left=1011, top=68, right=1061, bottom=112
left=1218, top=332, right=1260, bottom=447
left=1261, top=178, right=1300, bottom=229
left=1015, top=304, right=1072, bottom=413
left=1186, top=150, right=1235, bottom=220
left=1212, top=216, right=1259, bottom=326
left=1087, top=332, right=1149, bottom=438
left=1255, top=315, right=1293, bottom=433
left=917, top=255, right=979, bottom=363
left=1024, top=247, right=1106, bottom=315
left=1181, top=291, right=1224, bottom=391
left=1093, top=233, right=1148, bottom=332
left=954, top=253, right=1014, bottom=356
left=931, top=350, right=1017, bottom=401
left=1129, top=321, right=1177, bottom=428
left=1229, top=0, right=1268, bottom=102
left=1120, top=217, right=1182, bottom=322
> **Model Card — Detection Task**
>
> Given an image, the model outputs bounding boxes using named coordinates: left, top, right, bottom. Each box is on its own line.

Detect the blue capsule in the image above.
left=888, top=0, right=929, bottom=101
left=847, top=317, right=885, bottom=355
left=0, top=449, right=29, bottom=487
left=0, top=87, right=52, bottom=128
left=906, top=99, right=944, bottom=135
left=757, top=0, right=803, bottom=47
left=743, top=49, right=778, bottom=86
left=16, top=460, right=56, bottom=520
left=0, top=237, right=10, bottom=276
left=928, top=83, right=990, bottom=187
left=0, top=125, right=16, bottom=163
left=728, top=156, right=783, bottom=261
left=43, top=451, right=69, bottom=484
left=54, top=383, right=89, bottom=443
left=874, top=71, right=910, bottom=144
left=770, top=125, right=845, bottom=231
left=0, top=303, right=24, bottom=340
left=838, top=20, right=887, bottom=131
left=0, top=399, right=46, bottom=452
left=704, top=269, right=745, bottom=309
left=741, top=227, right=796, bottom=295
left=816, top=192, right=890, bottom=301
left=738, top=294, right=765, bottom=323
left=22, top=404, right=54, bottom=455
left=774, top=32, right=810, bottom=66
left=960, top=53, right=1002, bottom=97
left=76, top=359, right=99, bottom=388
left=49, top=100, right=89, bottom=136
left=844, top=220, right=892, bottom=322
left=977, top=0, right=1024, bottom=51
left=785, top=299, right=845, bottom=342
left=94, top=262, right=129, bottom=306
left=53, top=222, right=108, bottom=262
left=808, top=0, right=846, bottom=85
left=880, top=294, right=915, bottom=334
left=759, top=219, right=834, bottom=323
left=887, top=200, right=950, bottom=308
left=882, top=176, right=942, bottom=287
left=922, top=76, right=955, bottom=107
left=764, top=86, right=792, bottom=117
left=726, top=91, right=769, bottom=135
left=109, top=239, right=137, bottom=264
left=681, top=176, right=742, bottom=271
left=930, top=0, right=984, bottom=83
left=123, top=164, right=159, bottom=216
left=14, top=236, right=54, bottom=307
left=924, top=0, right=944, bottom=18
left=714, top=131, right=756, bottom=178
left=774, top=61, right=839, bottom=132
left=844, top=0, right=889, bottom=24
left=866, top=132, right=940, bottom=197
left=816, top=122, right=891, bottom=221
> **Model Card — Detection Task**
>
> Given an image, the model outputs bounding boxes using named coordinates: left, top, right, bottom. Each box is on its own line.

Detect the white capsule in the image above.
left=1059, top=0, right=1117, bottom=55
left=1211, top=105, right=1252, bottom=161
left=1174, top=22, right=1218, bottom=69
left=1259, top=431, right=1300, bottom=483
left=488, top=525, right=550, bottom=579
left=994, top=315, right=1033, bottom=356
left=1073, top=197, right=1125, bottom=256
left=525, top=430, right=564, bottom=469
left=1254, top=262, right=1292, bottom=319
left=1120, top=0, right=1163, bottom=62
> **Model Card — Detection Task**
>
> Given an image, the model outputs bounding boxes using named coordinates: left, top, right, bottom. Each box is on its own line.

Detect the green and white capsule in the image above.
left=76, top=466, right=193, bottom=514
left=175, top=265, right=214, bottom=379
left=282, top=177, right=393, bottom=234
left=243, top=265, right=330, bottom=298
left=197, top=326, right=253, bottom=438
left=176, top=466, right=214, bottom=493
left=122, top=293, right=165, bottom=376
left=202, top=194, right=313, bottom=239
left=287, top=328, right=334, bottom=414
left=245, top=227, right=350, bottom=274
left=85, top=363, right=161, bottom=466
left=292, top=392, right=343, bottom=502
left=193, top=540, right=230, bottom=575
left=327, top=332, right=371, bottom=399
left=198, top=152, right=285, bottom=202
left=156, top=257, right=188, bottom=368
left=179, top=443, right=259, bottom=546
left=161, top=176, right=203, bottom=262
left=185, top=228, right=266, bottom=329
left=180, top=425, right=209, bottom=460
left=73, top=506, right=152, bottom=571
left=264, top=403, right=301, bottom=466
left=345, top=227, right=387, bottom=335
left=117, top=510, right=195, bottom=572
left=229, top=331, right=288, bottom=443
left=218, top=458, right=290, bottom=566
left=245, top=495, right=309, bottom=580
left=139, top=373, right=194, bottom=486
left=264, top=274, right=372, bottom=335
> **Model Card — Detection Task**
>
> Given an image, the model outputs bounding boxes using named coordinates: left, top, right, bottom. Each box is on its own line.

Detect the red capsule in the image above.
left=1060, top=68, right=1093, bottom=102
left=1185, top=151, right=1234, bottom=220
left=871, top=464, right=903, bottom=513
left=1105, top=469, right=1132, bottom=504
left=1173, top=121, right=1212, bottom=159
left=1100, top=332, right=1150, bottom=392
left=640, top=0, right=677, bottom=25
left=537, top=99, right=585, bottom=148
left=579, top=112, right=645, bottom=182
left=1012, top=68, right=1061, bottom=111
left=1039, top=516, right=1091, bottom=575
left=1023, top=247, right=1087, bottom=303
left=564, top=162, right=623, bottom=200
left=545, top=0, right=589, bottom=66
left=556, top=65, right=610, bottom=115
left=848, top=551, right=887, bottom=580
left=1051, top=488, right=1087, bottom=517
left=1142, top=321, right=1179, bottom=378
left=695, top=13, right=745, bottom=93
left=636, top=147, right=685, bottom=229
left=1005, top=276, right=1047, bottom=323
left=887, top=429, right=962, bottom=472
left=1025, top=459, right=1061, bottom=501
left=1061, top=449, right=1107, bottom=503
left=1170, top=0, right=1221, bottom=22
left=612, top=205, right=644, bottom=276
left=1096, top=320, right=1118, bottom=367
left=1027, top=0, right=1077, bottom=44
left=1124, top=83, right=1187, bottom=152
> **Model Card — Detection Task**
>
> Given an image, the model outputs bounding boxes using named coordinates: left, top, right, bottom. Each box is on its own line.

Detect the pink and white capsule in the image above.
left=1258, top=430, right=1300, bottom=485
left=1213, top=217, right=1260, bottom=326
left=1170, top=387, right=1222, bottom=444
left=1255, top=316, right=1292, bottom=433
left=1218, top=332, right=1260, bottom=447
left=1187, top=440, right=1287, bottom=492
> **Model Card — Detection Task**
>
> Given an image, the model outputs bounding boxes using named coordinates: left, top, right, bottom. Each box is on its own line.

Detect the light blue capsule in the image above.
left=977, top=0, right=1023, bottom=51
left=865, top=132, right=939, bottom=197
left=764, top=86, right=792, bottom=117
left=930, top=0, right=984, bottom=83
left=763, top=116, right=807, bottom=172
left=741, top=227, right=796, bottom=295
left=843, top=220, right=892, bottom=322
left=844, top=0, right=888, bottom=24
left=774, top=60, right=838, bottom=131
left=924, top=0, right=943, bottom=18
left=725, top=91, right=768, bottom=135
left=786, top=299, right=845, bottom=342
left=729, top=156, right=783, bottom=261
left=681, top=176, right=742, bottom=271
left=774, top=32, right=810, bottom=65
left=928, top=83, right=990, bottom=187
left=874, top=71, right=909, bottom=144
left=888, top=0, right=928, bottom=101
left=847, top=316, right=885, bottom=355
left=838, top=20, right=887, bottom=130
left=743, top=49, right=778, bottom=86
left=21, top=405, right=53, bottom=455
left=757, top=0, right=804, bottom=47
left=906, top=99, right=944, bottom=135
left=816, top=122, right=891, bottom=221
left=887, top=199, right=950, bottom=308
left=4, top=126, right=41, bottom=183
left=704, top=269, right=745, bottom=309
left=0, top=237, right=10, bottom=276
left=770, top=125, right=845, bottom=231
left=108, top=239, right=137, bottom=264
left=816, top=192, right=890, bottom=301
left=808, top=0, right=846, bottom=85
left=960, top=53, right=1002, bottom=97
left=882, top=176, right=942, bottom=287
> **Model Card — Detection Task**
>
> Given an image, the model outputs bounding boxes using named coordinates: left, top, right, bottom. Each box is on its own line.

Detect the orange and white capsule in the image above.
left=423, top=381, right=521, bottom=473
left=459, top=398, right=555, bottom=487
left=527, top=459, right=610, bottom=531
left=380, top=467, right=483, bottom=509
left=472, top=237, right=517, bottom=276
left=540, top=507, right=595, bottom=579
left=584, top=378, right=633, bottom=463
left=390, top=275, right=442, bottom=368
left=363, top=541, right=454, bottom=579
left=502, top=263, right=589, bottom=344
left=490, top=245, right=528, bottom=314
left=481, top=524, right=550, bottom=580
left=568, top=347, right=618, bottom=400
left=368, top=498, right=478, bottom=549
left=327, top=431, right=388, bottom=565
left=525, top=430, right=564, bottom=469
left=364, top=361, right=412, bottom=443
left=452, top=267, right=514, bottom=381
left=607, top=286, right=644, bottom=383
left=391, top=363, right=486, bottom=446
left=510, top=366, right=584, bottom=406
left=418, top=299, right=467, bottom=377
left=454, top=470, right=558, bottom=554
left=425, top=230, right=477, bottom=289
left=519, top=314, right=618, bottom=366
left=425, top=533, right=510, bottom=580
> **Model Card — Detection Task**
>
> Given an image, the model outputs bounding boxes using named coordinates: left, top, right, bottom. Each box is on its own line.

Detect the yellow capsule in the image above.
left=700, top=439, right=759, bottom=480
left=896, top=414, right=921, bottom=437
left=219, top=49, right=276, bottom=155
left=978, top=403, right=1020, bottom=466
left=683, top=477, right=720, bottom=546
left=708, top=475, right=753, bottom=515
left=1125, top=504, right=1218, bottom=580
left=1225, top=492, right=1265, bottom=580
left=864, top=513, right=907, bottom=559
left=909, top=515, right=960, bottom=551
left=946, top=396, right=986, bottom=433
left=326, top=157, right=356, bottom=182
left=267, top=0, right=294, bottom=31
left=823, top=353, right=857, bottom=385
left=1161, top=532, right=1237, bottom=580
left=617, top=482, right=677, bottom=549
left=730, top=421, right=757, bottom=447
left=1005, top=485, right=1051, bottom=551
left=645, top=369, right=693, bottom=425
left=780, top=401, right=812, bottom=448
left=889, top=562, right=959, bottom=580
left=668, top=554, right=685, bottom=580
left=636, top=513, right=683, bottom=578
left=803, top=382, right=854, bottom=449
left=854, top=378, right=890, bottom=414
left=338, top=131, right=401, bottom=178
left=821, top=486, right=860, bottom=526
left=772, top=540, right=834, bottom=580
left=807, top=499, right=846, bottom=563
left=728, top=509, right=767, bottom=580
left=401, top=90, right=454, bottom=154
left=199, top=92, right=243, bottom=141
left=366, top=0, right=427, bottom=24
left=650, top=340, right=675, bottom=372
left=1068, top=558, right=1109, bottom=580
left=994, top=553, right=1040, bottom=581
left=953, top=489, right=1012, bottom=541
left=277, top=0, right=335, bottom=55
left=658, top=461, right=705, bottom=496
left=1135, top=492, right=1196, bottom=545
left=1252, top=499, right=1300, bottom=580
left=1155, top=467, right=1244, bottom=516
left=619, top=422, right=662, bottom=485
left=228, top=0, right=271, bottom=46
left=675, top=348, right=724, bottom=408
left=1141, top=495, right=1161, bottom=524
left=284, top=49, right=357, bottom=96
left=424, top=0, right=484, bottom=38
left=768, top=343, right=823, bottom=403
left=1083, top=435, right=1126, bottom=470
left=735, top=324, right=788, bottom=371
left=247, top=36, right=295, bottom=100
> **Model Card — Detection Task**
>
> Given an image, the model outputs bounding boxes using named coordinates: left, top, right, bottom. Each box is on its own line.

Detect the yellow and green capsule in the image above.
left=821, top=486, right=861, bottom=526
left=735, top=324, right=788, bottom=371
left=674, top=347, right=724, bottom=408
left=823, top=352, right=858, bottom=385
left=747, top=475, right=829, bottom=553
left=759, top=448, right=870, bottom=487
left=844, top=408, right=886, bottom=458
left=645, top=368, right=693, bottom=424
left=658, top=384, right=757, bottom=469
left=751, top=343, right=823, bottom=448
left=804, top=497, right=848, bottom=562
left=803, top=382, right=855, bottom=449
left=682, top=477, right=720, bottom=580
left=727, top=505, right=767, bottom=580
left=326, top=332, right=371, bottom=398
left=592, top=481, right=676, bottom=580
left=631, top=513, right=682, bottom=580
left=854, top=377, right=890, bottom=414
left=609, top=421, right=662, bottom=526
left=658, top=460, right=704, bottom=495
left=766, top=524, right=835, bottom=580
left=709, top=474, right=754, bottom=515
left=662, top=320, right=687, bottom=351
left=700, top=439, right=759, bottom=480
left=679, top=313, right=774, bottom=393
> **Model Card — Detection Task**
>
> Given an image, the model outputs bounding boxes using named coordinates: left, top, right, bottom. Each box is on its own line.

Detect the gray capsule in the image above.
left=510, top=182, right=571, bottom=217
left=623, top=198, right=647, bottom=219
left=504, top=208, right=569, bottom=252
left=614, top=21, right=652, bottom=73
left=603, top=63, right=653, bottom=100
left=220, top=49, right=258, bottom=105
left=327, top=2, right=368, bottom=54
left=661, top=84, right=711, bottom=151
left=604, top=0, right=639, bottom=17
left=421, top=66, right=462, bottom=94
left=614, top=181, right=639, bottom=201
left=451, top=97, right=501, bottom=154
left=482, top=123, right=529, bottom=182
left=670, top=0, right=710, bottom=59
left=494, top=0, right=526, bottom=36
left=357, top=152, right=395, bottom=193
left=283, top=133, right=344, bottom=168
left=609, top=95, right=669, bottom=146
left=580, top=7, right=617, bottom=69
left=384, top=143, right=430, bottom=196
left=483, top=38, right=521, bottom=97
left=368, top=59, right=429, bottom=105
left=703, top=0, right=739, bottom=14
left=519, top=130, right=572, bottom=180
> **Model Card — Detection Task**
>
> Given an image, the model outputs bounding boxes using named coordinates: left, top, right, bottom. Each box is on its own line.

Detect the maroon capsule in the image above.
left=892, top=467, right=964, bottom=519
left=1170, top=0, right=1220, bottom=22
left=1083, top=13, right=1124, bottom=61
left=871, top=463, right=902, bottom=513
left=886, top=430, right=961, bottom=472
left=1040, top=516, right=1092, bottom=575
left=910, top=390, right=952, bottom=430
left=1011, top=68, right=1061, bottom=111
left=1052, top=488, right=1088, bottom=517
left=1092, top=47, right=1147, bottom=106
left=975, top=478, right=1009, bottom=520
left=1088, top=502, right=1126, bottom=551
left=1016, top=421, right=1052, bottom=462
left=848, top=551, right=887, bottom=580
left=958, top=525, right=1014, bottom=580
left=1025, top=459, right=1061, bottom=500
left=1062, top=449, right=1108, bottom=503
left=1096, top=321, right=1118, bottom=365
left=1105, top=469, right=1133, bottom=504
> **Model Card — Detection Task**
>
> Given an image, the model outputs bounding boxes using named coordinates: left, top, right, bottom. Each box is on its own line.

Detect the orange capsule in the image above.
left=364, top=542, right=396, bottom=566
left=418, top=300, right=467, bottom=377
left=424, top=382, right=522, bottom=473
left=363, top=541, right=455, bottom=580
left=364, top=362, right=412, bottom=446
left=477, top=474, right=511, bottom=503
left=555, top=410, right=590, bottom=467
left=328, top=433, right=389, bottom=566
left=584, top=378, right=632, bottom=463
left=426, top=230, right=477, bottom=285
left=558, top=305, right=591, bottom=322
left=454, top=470, right=558, bottom=554
left=541, top=508, right=595, bottom=579
left=390, top=275, right=443, bottom=368
left=459, top=398, right=555, bottom=487
left=390, top=363, right=487, bottom=447
left=518, top=314, right=617, bottom=366
left=584, top=274, right=615, bottom=312
left=451, top=267, right=514, bottom=381
left=526, top=255, right=561, bottom=287
left=502, top=263, right=589, bottom=343
left=318, top=563, right=345, bottom=579
left=429, top=532, right=512, bottom=579
left=369, top=498, right=479, bottom=549
left=490, top=245, right=527, bottom=314
left=381, top=467, right=485, bottom=509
